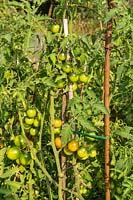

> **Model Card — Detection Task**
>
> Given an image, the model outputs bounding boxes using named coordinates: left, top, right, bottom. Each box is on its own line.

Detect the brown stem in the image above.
left=48, top=4, right=54, bottom=17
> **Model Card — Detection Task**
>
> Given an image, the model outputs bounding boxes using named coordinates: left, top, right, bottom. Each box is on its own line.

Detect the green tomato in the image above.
left=80, top=186, right=87, bottom=194
left=19, top=152, right=31, bottom=166
left=87, top=109, right=92, bottom=116
left=53, top=127, right=61, bottom=134
left=62, top=63, right=72, bottom=73
left=24, top=117, right=34, bottom=125
left=73, top=47, right=81, bottom=56
left=33, top=118, right=40, bottom=128
left=57, top=80, right=65, bottom=89
left=77, top=146, right=88, bottom=160
left=6, top=146, right=20, bottom=160
left=63, top=146, right=73, bottom=156
left=72, top=83, right=78, bottom=91
left=116, top=187, right=122, bottom=194
left=87, top=182, right=92, bottom=189
left=23, top=123, right=31, bottom=133
left=26, top=109, right=36, bottom=118
left=14, top=135, right=26, bottom=148
left=37, top=112, right=42, bottom=120
left=79, top=74, right=89, bottom=83
left=30, top=128, right=38, bottom=136
left=58, top=53, right=66, bottom=61
left=89, top=149, right=97, bottom=158
left=51, top=24, right=60, bottom=33
left=69, top=73, right=79, bottom=83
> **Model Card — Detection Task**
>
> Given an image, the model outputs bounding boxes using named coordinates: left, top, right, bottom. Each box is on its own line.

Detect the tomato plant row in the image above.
left=0, top=1, right=132, bottom=200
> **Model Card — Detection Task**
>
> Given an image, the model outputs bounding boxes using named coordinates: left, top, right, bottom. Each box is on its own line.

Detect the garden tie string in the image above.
left=73, top=130, right=110, bottom=140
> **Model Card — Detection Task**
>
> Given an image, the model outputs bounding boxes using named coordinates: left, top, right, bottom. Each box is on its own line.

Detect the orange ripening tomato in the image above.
left=54, top=137, right=62, bottom=148
left=67, top=139, right=79, bottom=152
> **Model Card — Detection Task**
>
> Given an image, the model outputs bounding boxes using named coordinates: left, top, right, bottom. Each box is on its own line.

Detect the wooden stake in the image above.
left=61, top=93, right=67, bottom=200
left=104, top=14, right=113, bottom=200
left=61, top=18, right=70, bottom=200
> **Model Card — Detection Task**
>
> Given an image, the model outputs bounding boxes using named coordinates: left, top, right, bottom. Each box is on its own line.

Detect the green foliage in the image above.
left=0, top=0, right=132, bottom=200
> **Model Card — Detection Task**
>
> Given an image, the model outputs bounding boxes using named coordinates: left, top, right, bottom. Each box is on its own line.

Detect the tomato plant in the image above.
left=0, top=0, right=132, bottom=200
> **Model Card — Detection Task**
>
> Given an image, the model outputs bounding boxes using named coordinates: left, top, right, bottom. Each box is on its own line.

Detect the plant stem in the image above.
left=72, top=156, right=83, bottom=200
left=50, top=90, right=63, bottom=200
left=18, top=110, right=57, bottom=186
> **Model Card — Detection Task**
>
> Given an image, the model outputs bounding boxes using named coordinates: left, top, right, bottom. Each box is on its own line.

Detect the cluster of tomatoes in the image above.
left=63, top=139, right=97, bottom=160
left=6, top=134, right=31, bottom=166
left=6, top=108, right=41, bottom=166
left=54, top=119, right=97, bottom=160
left=24, top=108, right=40, bottom=136
left=50, top=24, right=90, bottom=91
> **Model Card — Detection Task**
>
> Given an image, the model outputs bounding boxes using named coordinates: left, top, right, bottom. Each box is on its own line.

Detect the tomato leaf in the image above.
left=93, top=103, right=110, bottom=115
left=0, top=188, right=12, bottom=195
left=5, top=180, right=22, bottom=190
left=61, top=123, right=73, bottom=146
left=115, top=126, right=133, bottom=140
left=0, top=147, right=6, bottom=162
left=77, top=116, right=97, bottom=132
left=49, top=53, right=56, bottom=65
left=0, top=166, right=20, bottom=178
left=104, top=9, right=117, bottom=23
